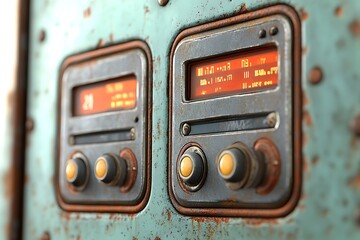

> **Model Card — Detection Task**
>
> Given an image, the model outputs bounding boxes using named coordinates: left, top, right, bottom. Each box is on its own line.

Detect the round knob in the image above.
left=65, top=157, right=87, bottom=187
left=177, top=145, right=207, bottom=191
left=218, top=149, right=246, bottom=182
left=217, top=142, right=264, bottom=190
left=94, top=153, right=127, bottom=186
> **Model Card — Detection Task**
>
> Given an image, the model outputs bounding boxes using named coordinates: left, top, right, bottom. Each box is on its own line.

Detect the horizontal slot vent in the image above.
left=71, top=129, right=134, bottom=145
left=184, top=112, right=276, bottom=136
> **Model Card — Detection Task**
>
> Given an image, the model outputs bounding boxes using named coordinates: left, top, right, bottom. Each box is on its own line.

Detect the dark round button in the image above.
left=217, top=148, right=247, bottom=183
left=65, top=157, right=87, bottom=187
left=94, top=153, right=127, bottom=186
left=178, top=152, right=204, bottom=187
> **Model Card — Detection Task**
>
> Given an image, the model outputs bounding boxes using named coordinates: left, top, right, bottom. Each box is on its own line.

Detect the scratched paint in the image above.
left=23, top=0, right=360, bottom=239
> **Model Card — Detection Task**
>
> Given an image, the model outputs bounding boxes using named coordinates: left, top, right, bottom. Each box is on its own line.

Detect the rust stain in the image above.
left=24, top=175, right=29, bottom=184
left=335, top=6, right=343, bottom=17
left=311, top=155, right=319, bottom=166
left=77, top=235, right=81, bottom=240
left=61, top=211, right=71, bottom=220
left=320, top=208, right=329, bottom=217
left=300, top=192, right=307, bottom=201
left=109, top=213, right=123, bottom=221
left=238, top=3, right=248, bottom=13
left=97, top=38, right=104, bottom=48
left=303, top=157, right=308, bottom=173
left=297, top=203, right=305, bottom=211
left=144, top=6, right=149, bottom=14
left=25, top=117, right=34, bottom=132
left=206, top=224, right=217, bottom=240
left=167, top=209, right=171, bottom=221
left=191, top=217, right=229, bottom=225
left=302, top=91, right=309, bottom=106
left=109, top=33, right=114, bottom=43
left=243, top=218, right=279, bottom=226
left=84, top=7, right=91, bottom=18
left=299, top=8, right=309, bottom=21
left=349, top=20, right=360, bottom=37
left=302, top=133, right=308, bottom=147
left=39, top=30, right=46, bottom=42
left=351, top=136, right=359, bottom=149
left=309, top=66, right=323, bottom=85
left=127, top=213, right=137, bottom=218
left=3, top=170, right=12, bottom=198
left=349, top=115, right=360, bottom=137
left=154, top=237, right=161, bottom=240
left=349, top=172, right=360, bottom=188
left=303, top=110, right=313, bottom=126
left=40, top=232, right=50, bottom=240
left=302, top=47, right=308, bottom=55
left=356, top=207, right=360, bottom=226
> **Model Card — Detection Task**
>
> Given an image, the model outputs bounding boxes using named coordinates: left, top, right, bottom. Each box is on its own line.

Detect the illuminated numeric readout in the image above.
left=188, top=47, right=278, bottom=100
left=73, top=76, right=137, bottom=116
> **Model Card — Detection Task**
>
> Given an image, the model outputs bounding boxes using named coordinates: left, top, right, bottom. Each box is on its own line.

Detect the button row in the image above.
left=177, top=141, right=274, bottom=192
left=65, top=150, right=136, bottom=191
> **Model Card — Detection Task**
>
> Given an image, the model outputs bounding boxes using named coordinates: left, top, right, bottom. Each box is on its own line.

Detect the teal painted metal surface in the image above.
left=24, top=0, right=360, bottom=239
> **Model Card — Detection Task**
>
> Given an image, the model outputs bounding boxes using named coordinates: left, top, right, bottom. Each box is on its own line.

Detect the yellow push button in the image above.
left=219, top=153, right=235, bottom=176
left=178, top=148, right=206, bottom=189
left=94, top=153, right=127, bottom=185
left=180, top=156, right=193, bottom=177
left=65, top=156, right=88, bottom=188
left=217, top=147, right=247, bottom=183
left=95, top=158, right=107, bottom=179
left=66, top=160, right=77, bottom=181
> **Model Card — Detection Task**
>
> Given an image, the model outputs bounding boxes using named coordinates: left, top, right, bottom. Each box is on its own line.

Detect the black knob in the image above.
left=65, top=157, right=87, bottom=187
left=94, top=153, right=127, bottom=186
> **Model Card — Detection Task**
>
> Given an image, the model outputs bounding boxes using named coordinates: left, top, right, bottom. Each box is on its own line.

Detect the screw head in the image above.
left=182, top=123, right=191, bottom=136
left=68, top=136, right=75, bottom=145
left=269, top=26, right=279, bottom=36
left=259, top=29, right=266, bottom=38
left=130, top=128, right=136, bottom=139
left=265, top=112, right=278, bottom=128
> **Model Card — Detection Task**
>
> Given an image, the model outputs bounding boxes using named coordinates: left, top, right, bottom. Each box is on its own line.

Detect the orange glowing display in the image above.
left=188, top=47, right=278, bottom=100
left=73, top=76, right=137, bottom=116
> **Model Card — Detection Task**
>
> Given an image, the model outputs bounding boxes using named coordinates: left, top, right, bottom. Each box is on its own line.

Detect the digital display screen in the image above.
left=73, top=75, right=137, bottom=116
left=188, top=46, right=278, bottom=100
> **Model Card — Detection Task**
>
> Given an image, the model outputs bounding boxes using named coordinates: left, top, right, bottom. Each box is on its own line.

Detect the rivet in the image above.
left=158, top=0, right=169, bottom=6
left=309, top=66, right=323, bottom=85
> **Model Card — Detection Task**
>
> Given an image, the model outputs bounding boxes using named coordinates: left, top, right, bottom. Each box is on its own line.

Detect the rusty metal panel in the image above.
left=23, top=0, right=360, bottom=239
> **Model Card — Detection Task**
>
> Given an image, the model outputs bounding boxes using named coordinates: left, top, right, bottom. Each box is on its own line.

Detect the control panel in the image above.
left=57, top=41, right=151, bottom=212
left=169, top=8, right=301, bottom=217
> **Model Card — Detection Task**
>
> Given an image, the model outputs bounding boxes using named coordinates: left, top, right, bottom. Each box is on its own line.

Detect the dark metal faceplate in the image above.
left=58, top=43, right=150, bottom=211
left=170, top=15, right=295, bottom=211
